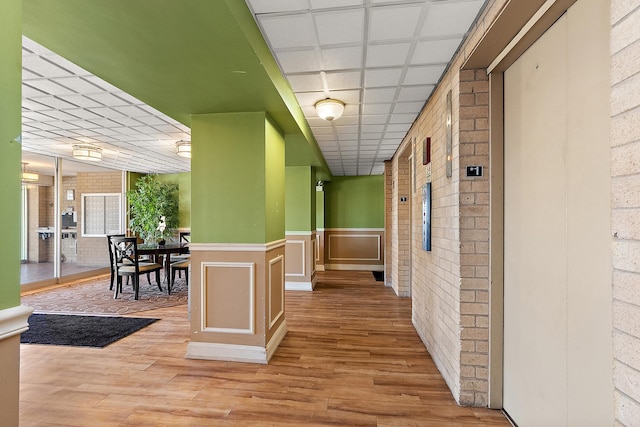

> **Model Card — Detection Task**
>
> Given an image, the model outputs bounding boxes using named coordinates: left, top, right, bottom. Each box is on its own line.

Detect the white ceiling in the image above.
left=20, top=0, right=486, bottom=177
left=21, top=37, right=191, bottom=176
left=246, top=0, right=486, bottom=176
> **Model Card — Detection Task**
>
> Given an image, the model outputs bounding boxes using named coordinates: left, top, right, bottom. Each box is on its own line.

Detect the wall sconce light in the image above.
left=315, top=98, right=345, bottom=121
left=21, top=162, right=39, bottom=182
left=72, top=144, right=102, bottom=161
left=175, top=140, right=191, bottom=158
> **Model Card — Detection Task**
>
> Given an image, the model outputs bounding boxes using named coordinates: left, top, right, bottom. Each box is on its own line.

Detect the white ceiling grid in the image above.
left=20, top=0, right=485, bottom=178
left=21, top=36, right=191, bottom=174
left=247, top=0, right=485, bottom=176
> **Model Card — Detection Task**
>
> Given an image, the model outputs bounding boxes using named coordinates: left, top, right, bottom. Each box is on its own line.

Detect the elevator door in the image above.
left=502, top=0, right=612, bottom=425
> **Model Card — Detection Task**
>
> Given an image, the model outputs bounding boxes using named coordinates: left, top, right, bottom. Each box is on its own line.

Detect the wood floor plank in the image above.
left=19, top=270, right=509, bottom=426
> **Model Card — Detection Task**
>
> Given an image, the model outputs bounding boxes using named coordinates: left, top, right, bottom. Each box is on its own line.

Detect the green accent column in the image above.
left=316, top=190, right=325, bottom=229
left=0, top=0, right=22, bottom=309
left=191, top=112, right=285, bottom=244
left=285, top=166, right=316, bottom=232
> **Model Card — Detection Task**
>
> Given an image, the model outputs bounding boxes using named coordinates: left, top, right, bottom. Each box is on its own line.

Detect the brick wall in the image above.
left=390, top=153, right=411, bottom=297
left=384, top=160, right=393, bottom=287
left=458, top=69, right=490, bottom=406
left=386, top=0, right=509, bottom=407
left=76, top=171, right=123, bottom=267
left=611, top=0, right=640, bottom=424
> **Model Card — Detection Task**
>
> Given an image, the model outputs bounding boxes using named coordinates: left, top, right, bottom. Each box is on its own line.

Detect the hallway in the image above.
left=19, top=271, right=508, bottom=426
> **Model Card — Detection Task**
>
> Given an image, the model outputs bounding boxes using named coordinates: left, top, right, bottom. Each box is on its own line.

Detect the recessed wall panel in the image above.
left=202, top=262, right=254, bottom=334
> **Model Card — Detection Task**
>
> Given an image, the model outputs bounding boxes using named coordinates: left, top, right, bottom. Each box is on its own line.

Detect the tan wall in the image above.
left=387, top=0, right=602, bottom=408
left=285, top=232, right=317, bottom=290
left=389, top=151, right=411, bottom=297
left=323, top=229, right=384, bottom=271
left=0, top=336, right=20, bottom=426
left=611, top=0, right=640, bottom=423
left=76, top=171, right=123, bottom=267
left=190, top=245, right=286, bottom=348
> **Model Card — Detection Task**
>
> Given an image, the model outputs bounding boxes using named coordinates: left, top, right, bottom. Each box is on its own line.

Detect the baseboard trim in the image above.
left=186, top=321, right=288, bottom=364
left=285, top=281, right=313, bottom=291
left=324, top=264, right=384, bottom=272
left=0, top=305, right=34, bottom=341
left=266, top=320, right=288, bottom=361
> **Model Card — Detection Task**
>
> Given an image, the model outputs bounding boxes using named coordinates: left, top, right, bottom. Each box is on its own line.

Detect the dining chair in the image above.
left=112, top=237, right=163, bottom=300
left=171, top=231, right=191, bottom=279
left=106, top=234, right=125, bottom=291
left=170, top=259, right=190, bottom=293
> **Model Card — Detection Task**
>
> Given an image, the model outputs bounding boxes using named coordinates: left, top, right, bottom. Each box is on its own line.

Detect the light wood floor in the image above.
left=19, top=270, right=509, bottom=426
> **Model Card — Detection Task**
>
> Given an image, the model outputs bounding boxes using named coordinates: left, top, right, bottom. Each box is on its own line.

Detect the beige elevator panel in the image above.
left=502, top=0, right=612, bottom=425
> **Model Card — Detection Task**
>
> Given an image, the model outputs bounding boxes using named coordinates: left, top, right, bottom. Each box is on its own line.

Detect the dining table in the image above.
left=137, top=242, right=189, bottom=291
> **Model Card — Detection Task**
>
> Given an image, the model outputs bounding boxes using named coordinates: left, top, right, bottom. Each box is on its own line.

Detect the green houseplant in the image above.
left=127, top=175, right=179, bottom=245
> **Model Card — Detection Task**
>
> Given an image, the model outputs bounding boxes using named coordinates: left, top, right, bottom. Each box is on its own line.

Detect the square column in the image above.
left=187, top=112, right=286, bottom=363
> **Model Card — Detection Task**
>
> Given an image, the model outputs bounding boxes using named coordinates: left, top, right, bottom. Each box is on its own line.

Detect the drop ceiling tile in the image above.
left=320, top=46, right=362, bottom=70
left=397, top=85, right=434, bottom=102
left=112, top=117, right=144, bottom=127
left=54, top=76, right=102, bottom=93
left=389, top=113, right=417, bottom=124
left=310, top=127, right=335, bottom=135
left=403, top=64, right=446, bottom=85
left=22, top=56, right=73, bottom=78
left=361, top=138, right=380, bottom=145
left=333, top=116, right=359, bottom=126
left=364, top=68, right=403, bottom=88
left=369, top=4, right=424, bottom=41
left=363, top=87, right=396, bottom=104
left=287, top=74, right=324, bottom=92
left=362, top=115, right=387, bottom=125
left=64, top=108, right=103, bottom=120
left=22, top=85, right=47, bottom=98
left=296, top=91, right=325, bottom=107
left=366, top=43, right=411, bottom=67
left=31, top=96, right=79, bottom=110
left=393, top=101, right=424, bottom=114
left=22, top=69, right=42, bottom=80
left=278, top=50, right=321, bottom=73
left=259, top=14, right=316, bottom=49
left=315, top=9, right=364, bottom=45
left=36, top=109, right=81, bottom=121
left=326, top=71, right=361, bottom=90
left=326, top=89, right=360, bottom=105
left=361, top=124, right=385, bottom=133
left=342, top=104, right=361, bottom=116
left=361, top=132, right=383, bottom=139
left=135, top=115, right=168, bottom=126
left=421, top=0, right=485, bottom=38
left=362, top=103, right=391, bottom=115
left=248, top=0, right=309, bottom=14
left=335, top=125, right=359, bottom=134
left=86, top=92, right=128, bottom=107
left=23, top=79, right=75, bottom=95
left=27, top=121, right=60, bottom=131
left=63, top=120, right=100, bottom=130
left=310, top=0, right=362, bottom=9
left=86, top=118, right=120, bottom=128
left=83, top=76, right=122, bottom=93
left=412, top=38, right=461, bottom=65
left=57, top=95, right=103, bottom=108
left=386, top=123, right=411, bottom=132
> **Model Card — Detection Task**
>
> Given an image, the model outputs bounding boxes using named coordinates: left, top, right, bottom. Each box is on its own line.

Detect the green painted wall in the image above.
left=264, top=118, right=285, bottom=242
left=325, top=176, right=384, bottom=229
left=191, top=112, right=284, bottom=244
left=316, top=190, right=325, bottom=229
left=285, top=166, right=314, bottom=232
left=156, top=172, right=191, bottom=228
left=0, top=0, right=22, bottom=308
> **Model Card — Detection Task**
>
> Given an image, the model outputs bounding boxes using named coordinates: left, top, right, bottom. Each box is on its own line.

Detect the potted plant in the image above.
left=127, top=175, right=179, bottom=245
